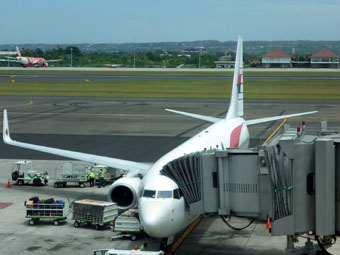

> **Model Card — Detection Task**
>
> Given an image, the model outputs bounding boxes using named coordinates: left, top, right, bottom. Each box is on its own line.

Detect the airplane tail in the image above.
left=226, top=36, right=243, bottom=120
left=16, top=46, right=21, bottom=57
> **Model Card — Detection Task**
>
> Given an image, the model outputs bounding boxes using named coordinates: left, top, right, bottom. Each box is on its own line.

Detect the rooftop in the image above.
left=311, top=49, right=339, bottom=58
left=262, top=49, right=291, bottom=58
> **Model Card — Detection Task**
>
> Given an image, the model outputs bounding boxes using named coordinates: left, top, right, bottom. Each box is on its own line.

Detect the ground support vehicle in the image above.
left=72, top=199, right=118, bottom=230
left=25, top=198, right=69, bottom=226
left=93, top=249, right=164, bottom=255
left=11, top=160, right=48, bottom=186
left=113, top=209, right=143, bottom=241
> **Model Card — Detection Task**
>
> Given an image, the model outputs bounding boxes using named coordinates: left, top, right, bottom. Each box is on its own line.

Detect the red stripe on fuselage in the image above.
left=230, top=124, right=243, bottom=147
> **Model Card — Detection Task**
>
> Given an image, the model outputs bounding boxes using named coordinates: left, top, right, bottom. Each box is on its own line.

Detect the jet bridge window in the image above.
left=157, top=190, right=173, bottom=199
left=143, top=190, right=156, bottom=198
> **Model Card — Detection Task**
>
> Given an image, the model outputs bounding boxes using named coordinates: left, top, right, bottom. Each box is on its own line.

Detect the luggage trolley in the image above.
left=72, top=199, right=118, bottom=230
left=54, top=162, right=88, bottom=188
left=25, top=197, right=69, bottom=226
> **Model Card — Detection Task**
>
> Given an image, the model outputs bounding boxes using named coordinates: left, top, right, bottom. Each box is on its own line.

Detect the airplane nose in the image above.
left=140, top=202, right=172, bottom=238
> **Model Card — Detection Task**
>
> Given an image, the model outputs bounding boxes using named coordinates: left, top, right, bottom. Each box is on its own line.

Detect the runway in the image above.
left=1, top=96, right=339, bottom=161
left=1, top=73, right=340, bottom=82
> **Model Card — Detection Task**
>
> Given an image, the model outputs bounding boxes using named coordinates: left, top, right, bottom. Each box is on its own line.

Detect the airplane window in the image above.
left=157, top=190, right=173, bottom=199
left=143, top=190, right=156, bottom=198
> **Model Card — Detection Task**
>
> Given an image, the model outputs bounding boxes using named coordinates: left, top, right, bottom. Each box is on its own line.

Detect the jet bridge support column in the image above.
left=216, top=151, right=229, bottom=215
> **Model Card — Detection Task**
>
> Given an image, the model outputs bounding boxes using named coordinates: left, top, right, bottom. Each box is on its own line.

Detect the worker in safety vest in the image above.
left=139, top=243, right=148, bottom=251
left=98, top=169, right=105, bottom=188
left=88, top=171, right=95, bottom=187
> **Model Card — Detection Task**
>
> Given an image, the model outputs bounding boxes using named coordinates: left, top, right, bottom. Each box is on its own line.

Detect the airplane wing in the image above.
left=45, top=59, right=63, bottom=63
left=165, top=108, right=221, bottom=123
left=165, top=108, right=317, bottom=125
left=3, top=110, right=151, bottom=175
left=245, top=111, right=318, bottom=125
left=0, top=59, right=19, bottom=62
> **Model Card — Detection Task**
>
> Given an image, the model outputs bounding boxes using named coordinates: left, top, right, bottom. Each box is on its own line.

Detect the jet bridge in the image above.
left=161, top=123, right=340, bottom=254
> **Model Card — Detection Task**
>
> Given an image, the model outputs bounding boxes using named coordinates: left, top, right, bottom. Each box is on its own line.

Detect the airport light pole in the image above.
left=70, top=47, right=73, bottom=67
left=133, top=51, right=136, bottom=68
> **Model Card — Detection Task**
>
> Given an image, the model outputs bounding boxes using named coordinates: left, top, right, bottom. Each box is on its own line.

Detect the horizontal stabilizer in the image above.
left=245, top=111, right=318, bottom=125
left=3, top=110, right=151, bottom=175
left=165, top=109, right=221, bottom=123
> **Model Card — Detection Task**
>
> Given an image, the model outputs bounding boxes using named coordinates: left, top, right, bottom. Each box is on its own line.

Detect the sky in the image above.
left=1, top=0, right=340, bottom=44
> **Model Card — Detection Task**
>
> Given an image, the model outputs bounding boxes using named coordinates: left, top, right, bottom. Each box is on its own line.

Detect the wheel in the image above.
left=53, top=220, right=59, bottom=226
left=79, top=183, right=85, bottom=188
left=130, top=234, right=137, bottom=241
left=29, top=219, right=35, bottom=225
left=12, top=171, right=19, bottom=181
left=95, top=224, right=100, bottom=231
left=33, top=178, right=41, bottom=186
left=17, top=179, right=24, bottom=186
left=74, top=221, right=80, bottom=228
left=54, top=183, right=59, bottom=188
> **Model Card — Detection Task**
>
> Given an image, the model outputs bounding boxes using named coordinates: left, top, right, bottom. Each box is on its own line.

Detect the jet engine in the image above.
left=44, top=63, right=48, bottom=67
left=107, top=177, right=141, bottom=210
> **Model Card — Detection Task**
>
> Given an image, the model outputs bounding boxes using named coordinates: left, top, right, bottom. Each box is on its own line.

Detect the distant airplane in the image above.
left=3, top=36, right=317, bottom=239
left=0, top=46, right=62, bottom=67
left=104, top=64, right=122, bottom=68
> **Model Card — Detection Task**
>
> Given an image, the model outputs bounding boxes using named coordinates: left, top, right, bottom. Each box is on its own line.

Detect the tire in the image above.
left=12, top=171, right=19, bottom=181
left=33, top=178, right=42, bottom=186
left=79, top=183, right=85, bottom=188
left=95, top=224, right=100, bottom=231
left=74, top=221, right=80, bottom=228
left=53, top=220, right=59, bottom=226
left=29, top=219, right=35, bottom=225
left=130, top=234, right=137, bottom=241
left=54, top=183, right=59, bottom=188
left=17, top=179, right=24, bottom=186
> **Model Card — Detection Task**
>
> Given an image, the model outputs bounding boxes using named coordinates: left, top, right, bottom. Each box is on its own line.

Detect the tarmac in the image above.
left=1, top=96, right=340, bottom=254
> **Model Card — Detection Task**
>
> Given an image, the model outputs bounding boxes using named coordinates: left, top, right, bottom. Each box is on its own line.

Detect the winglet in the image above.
left=3, top=110, right=13, bottom=144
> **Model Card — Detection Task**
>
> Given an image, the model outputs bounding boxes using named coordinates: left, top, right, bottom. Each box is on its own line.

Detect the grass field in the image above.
left=1, top=79, right=340, bottom=100
left=1, top=70, right=340, bottom=77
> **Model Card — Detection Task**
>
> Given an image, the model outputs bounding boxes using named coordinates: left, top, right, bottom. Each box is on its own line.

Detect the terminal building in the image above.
left=261, top=49, right=291, bottom=68
left=310, top=49, right=340, bottom=68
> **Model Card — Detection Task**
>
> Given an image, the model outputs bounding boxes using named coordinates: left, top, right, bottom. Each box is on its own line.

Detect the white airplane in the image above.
left=3, top=36, right=317, bottom=239
left=0, top=46, right=62, bottom=67
left=104, top=64, right=122, bottom=68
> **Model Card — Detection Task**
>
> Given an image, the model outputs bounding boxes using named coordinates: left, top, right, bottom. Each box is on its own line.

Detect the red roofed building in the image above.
left=311, top=49, right=339, bottom=68
left=262, top=49, right=291, bottom=68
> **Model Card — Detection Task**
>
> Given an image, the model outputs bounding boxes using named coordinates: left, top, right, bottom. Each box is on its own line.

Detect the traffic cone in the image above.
left=265, top=218, right=271, bottom=230
left=7, top=179, right=11, bottom=188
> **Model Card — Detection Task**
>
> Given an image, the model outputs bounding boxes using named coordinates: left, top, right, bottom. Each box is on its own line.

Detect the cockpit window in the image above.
left=143, top=190, right=156, bottom=198
left=173, top=189, right=181, bottom=199
left=157, top=190, right=173, bottom=199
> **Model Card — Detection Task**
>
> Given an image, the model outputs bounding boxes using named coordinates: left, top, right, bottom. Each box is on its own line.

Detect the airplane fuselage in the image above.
left=139, top=117, right=249, bottom=238
left=17, top=56, right=47, bottom=67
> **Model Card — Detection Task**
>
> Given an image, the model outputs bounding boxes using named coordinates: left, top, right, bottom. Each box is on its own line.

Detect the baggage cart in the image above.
left=113, top=209, right=143, bottom=241
left=93, top=249, right=164, bottom=255
left=25, top=198, right=69, bottom=226
left=72, top=199, right=118, bottom=230
left=54, top=162, right=88, bottom=188
left=86, top=164, right=123, bottom=184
